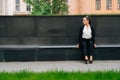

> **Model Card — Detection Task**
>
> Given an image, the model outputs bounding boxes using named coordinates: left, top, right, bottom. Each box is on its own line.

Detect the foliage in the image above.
left=24, top=0, right=68, bottom=15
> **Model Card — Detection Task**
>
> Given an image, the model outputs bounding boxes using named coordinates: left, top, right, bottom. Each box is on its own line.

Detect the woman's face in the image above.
left=82, top=17, right=89, bottom=25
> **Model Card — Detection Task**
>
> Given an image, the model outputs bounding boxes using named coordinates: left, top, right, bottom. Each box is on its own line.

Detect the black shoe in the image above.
left=89, top=61, right=93, bottom=64
left=85, top=60, right=88, bottom=64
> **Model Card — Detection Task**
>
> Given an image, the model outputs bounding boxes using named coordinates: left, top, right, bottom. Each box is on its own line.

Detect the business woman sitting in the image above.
left=77, top=16, right=96, bottom=64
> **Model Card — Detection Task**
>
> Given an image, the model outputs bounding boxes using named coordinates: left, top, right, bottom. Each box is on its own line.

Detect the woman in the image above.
left=77, top=16, right=96, bottom=64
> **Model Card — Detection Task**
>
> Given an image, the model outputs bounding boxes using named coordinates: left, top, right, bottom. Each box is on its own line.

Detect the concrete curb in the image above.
left=0, top=61, right=120, bottom=72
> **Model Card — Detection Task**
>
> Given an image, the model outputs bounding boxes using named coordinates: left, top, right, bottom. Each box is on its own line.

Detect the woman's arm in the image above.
left=91, top=27, right=95, bottom=43
left=77, top=27, right=83, bottom=48
left=91, top=27, right=96, bottom=48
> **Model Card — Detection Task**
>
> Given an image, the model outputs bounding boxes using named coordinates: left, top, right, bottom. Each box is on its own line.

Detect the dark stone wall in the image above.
left=0, top=47, right=120, bottom=62
left=0, top=16, right=120, bottom=45
left=0, top=16, right=120, bottom=61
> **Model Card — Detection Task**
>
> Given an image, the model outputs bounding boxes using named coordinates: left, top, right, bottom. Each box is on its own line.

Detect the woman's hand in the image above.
left=94, top=43, right=96, bottom=48
left=77, top=43, right=80, bottom=48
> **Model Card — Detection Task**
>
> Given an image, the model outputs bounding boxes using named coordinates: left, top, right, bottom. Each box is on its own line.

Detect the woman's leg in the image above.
left=88, top=40, right=94, bottom=63
left=90, top=56, right=93, bottom=61
left=82, top=40, right=89, bottom=63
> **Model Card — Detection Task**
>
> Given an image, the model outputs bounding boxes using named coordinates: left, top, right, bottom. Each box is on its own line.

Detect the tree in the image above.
left=52, top=0, right=68, bottom=15
left=24, top=0, right=68, bottom=15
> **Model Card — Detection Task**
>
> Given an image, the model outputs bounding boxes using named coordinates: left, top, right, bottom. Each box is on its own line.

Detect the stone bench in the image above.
left=0, top=44, right=120, bottom=61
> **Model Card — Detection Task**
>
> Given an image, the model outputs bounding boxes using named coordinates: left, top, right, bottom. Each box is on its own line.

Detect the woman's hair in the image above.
left=84, top=16, right=91, bottom=25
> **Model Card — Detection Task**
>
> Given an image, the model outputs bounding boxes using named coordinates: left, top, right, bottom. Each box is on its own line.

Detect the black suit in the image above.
left=78, top=25, right=95, bottom=56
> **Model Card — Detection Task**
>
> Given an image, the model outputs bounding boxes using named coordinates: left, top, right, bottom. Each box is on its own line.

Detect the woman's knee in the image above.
left=89, top=41, right=93, bottom=46
left=82, top=41, right=87, bottom=48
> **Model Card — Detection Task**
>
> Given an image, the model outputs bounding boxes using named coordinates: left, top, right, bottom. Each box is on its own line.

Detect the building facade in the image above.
left=0, top=0, right=120, bottom=15
left=0, top=0, right=31, bottom=15
left=0, top=0, right=14, bottom=15
left=68, top=0, right=120, bottom=15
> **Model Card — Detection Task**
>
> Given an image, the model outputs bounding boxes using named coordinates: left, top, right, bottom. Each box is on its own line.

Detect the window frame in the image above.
left=26, top=4, right=31, bottom=12
left=96, top=0, right=101, bottom=10
left=118, top=0, right=120, bottom=10
left=106, top=0, right=112, bottom=10
left=15, top=0, right=20, bottom=12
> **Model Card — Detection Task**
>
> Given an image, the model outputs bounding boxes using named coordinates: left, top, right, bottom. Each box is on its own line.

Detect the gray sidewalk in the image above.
left=0, top=61, right=120, bottom=72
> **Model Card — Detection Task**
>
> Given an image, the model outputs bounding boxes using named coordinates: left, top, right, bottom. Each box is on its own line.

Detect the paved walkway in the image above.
left=0, top=61, right=120, bottom=72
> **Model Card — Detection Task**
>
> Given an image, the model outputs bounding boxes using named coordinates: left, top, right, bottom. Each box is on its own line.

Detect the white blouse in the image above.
left=82, top=25, right=92, bottom=39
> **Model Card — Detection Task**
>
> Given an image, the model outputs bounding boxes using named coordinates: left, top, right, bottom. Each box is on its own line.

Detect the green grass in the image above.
left=0, top=70, right=120, bottom=80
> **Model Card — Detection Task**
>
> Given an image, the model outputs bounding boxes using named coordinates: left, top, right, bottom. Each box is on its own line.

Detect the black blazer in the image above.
left=78, top=25, right=95, bottom=46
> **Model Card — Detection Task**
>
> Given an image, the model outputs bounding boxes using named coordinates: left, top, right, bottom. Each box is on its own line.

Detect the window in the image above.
left=96, top=0, right=101, bottom=10
left=15, top=0, right=20, bottom=11
left=118, top=0, right=120, bottom=9
left=106, top=0, right=112, bottom=10
left=26, top=4, right=31, bottom=12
